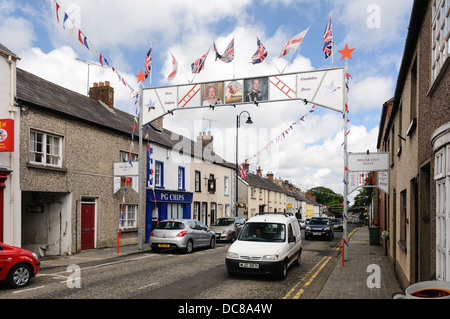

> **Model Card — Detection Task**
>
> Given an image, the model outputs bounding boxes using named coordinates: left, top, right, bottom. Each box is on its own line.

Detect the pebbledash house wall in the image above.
left=17, top=71, right=144, bottom=255
left=417, top=1, right=450, bottom=282
left=378, top=0, right=450, bottom=287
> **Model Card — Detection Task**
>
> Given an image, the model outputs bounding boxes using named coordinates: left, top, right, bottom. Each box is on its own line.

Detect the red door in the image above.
left=81, top=203, right=95, bottom=250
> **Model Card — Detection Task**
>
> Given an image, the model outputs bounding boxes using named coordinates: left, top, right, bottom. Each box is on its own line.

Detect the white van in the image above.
left=225, top=213, right=302, bottom=279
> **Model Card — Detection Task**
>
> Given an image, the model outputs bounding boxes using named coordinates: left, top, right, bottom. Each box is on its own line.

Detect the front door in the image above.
left=81, top=203, right=95, bottom=250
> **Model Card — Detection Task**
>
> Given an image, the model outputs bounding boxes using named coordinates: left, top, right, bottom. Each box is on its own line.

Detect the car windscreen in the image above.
left=239, top=222, right=285, bottom=242
left=211, top=218, right=235, bottom=226
left=156, top=221, right=185, bottom=230
left=310, top=218, right=329, bottom=225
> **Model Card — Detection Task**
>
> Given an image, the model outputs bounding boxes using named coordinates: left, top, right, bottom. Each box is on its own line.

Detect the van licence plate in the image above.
left=239, top=263, right=259, bottom=269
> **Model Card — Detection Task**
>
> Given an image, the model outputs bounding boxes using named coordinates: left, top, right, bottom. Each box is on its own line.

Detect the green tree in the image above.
left=308, top=186, right=344, bottom=218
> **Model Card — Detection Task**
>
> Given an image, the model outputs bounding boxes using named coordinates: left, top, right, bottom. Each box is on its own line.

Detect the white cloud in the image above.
left=349, top=76, right=394, bottom=112
left=18, top=46, right=140, bottom=114
left=0, top=16, right=34, bottom=53
left=334, top=0, right=413, bottom=51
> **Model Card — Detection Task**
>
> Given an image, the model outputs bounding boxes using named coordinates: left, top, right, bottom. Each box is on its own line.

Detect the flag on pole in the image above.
left=191, top=48, right=210, bottom=73
left=278, top=27, right=309, bottom=58
left=323, top=14, right=333, bottom=60
left=251, top=37, right=268, bottom=64
left=238, top=164, right=248, bottom=179
left=167, top=53, right=178, bottom=81
left=214, top=38, right=235, bottom=63
left=144, top=47, right=152, bottom=81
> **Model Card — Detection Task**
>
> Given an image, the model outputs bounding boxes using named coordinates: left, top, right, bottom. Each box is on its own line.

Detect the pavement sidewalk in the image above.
left=317, top=226, right=403, bottom=299
left=39, top=243, right=151, bottom=270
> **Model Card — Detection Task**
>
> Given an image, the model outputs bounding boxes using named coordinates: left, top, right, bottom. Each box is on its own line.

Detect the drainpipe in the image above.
left=7, top=55, right=18, bottom=245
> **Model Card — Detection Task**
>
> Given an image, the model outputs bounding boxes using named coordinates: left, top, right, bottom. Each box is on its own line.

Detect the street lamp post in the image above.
left=235, top=111, right=253, bottom=217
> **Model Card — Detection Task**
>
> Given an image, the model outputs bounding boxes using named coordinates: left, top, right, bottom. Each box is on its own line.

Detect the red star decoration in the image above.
left=338, top=44, right=355, bottom=61
left=135, top=69, right=147, bottom=83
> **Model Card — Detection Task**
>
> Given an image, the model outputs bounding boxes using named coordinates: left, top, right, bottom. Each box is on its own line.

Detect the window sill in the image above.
left=428, top=57, right=450, bottom=96
left=27, top=163, right=67, bottom=173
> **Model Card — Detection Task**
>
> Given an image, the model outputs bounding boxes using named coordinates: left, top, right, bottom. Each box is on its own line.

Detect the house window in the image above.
left=224, top=176, right=229, bottom=196
left=431, top=0, right=450, bottom=83
left=434, top=143, right=450, bottom=281
left=155, top=161, right=164, bottom=188
left=119, top=151, right=138, bottom=162
left=178, top=166, right=185, bottom=190
left=201, top=202, right=208, bottom=224
left=251, top=186, right=256, bottom=198
left=210, top=203, right=217, bottom=224
left=195, top=171, right=201, bottom=192
left=399, top=189, right=407, bottom=252
left=30, top=130, right=63, bottom=168
left=193, top=202, right=200, bottom=220
left=119, top=204, right=137, bottom=229
left=167, top=203, right=184, bottom=220
left=224, top=204, right=231, bottom=217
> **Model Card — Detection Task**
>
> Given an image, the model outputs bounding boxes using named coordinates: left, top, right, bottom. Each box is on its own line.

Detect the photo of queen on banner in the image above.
left=201, top=82, right=224, bottom=106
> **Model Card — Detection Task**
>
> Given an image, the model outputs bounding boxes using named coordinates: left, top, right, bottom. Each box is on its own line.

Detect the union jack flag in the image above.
left=214, top=38, right=234, bottom=63
left=251, top=37, right=268, bottom=64
left=238, top=164, right=248, bottom=179
left=191, top=49, right=210, bottom=74
left=144, top=47, right=152, bottom=80
left=323, top=15, right=333, bottom=60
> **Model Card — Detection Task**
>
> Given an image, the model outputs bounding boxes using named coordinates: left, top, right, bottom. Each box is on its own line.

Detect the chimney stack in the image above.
left=256, top=166, right=262, bottom=176
left=266, top=171, right=274, bottom=180
left=197, top=131, right=214, bottom=150
left=89, top=81, right=114, bottom=109
left=152, top=117, right=164, bottom=130
left=242, top=160, right=250, bottom=172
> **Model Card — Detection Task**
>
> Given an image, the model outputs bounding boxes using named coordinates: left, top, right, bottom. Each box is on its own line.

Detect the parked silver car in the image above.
left=209, top=217, right=246, bottom=242
left=150, top=219, right=216, bottom=253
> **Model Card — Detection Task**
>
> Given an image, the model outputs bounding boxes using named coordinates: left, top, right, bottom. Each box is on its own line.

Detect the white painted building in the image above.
left=0, top=44, right=21, bottom=246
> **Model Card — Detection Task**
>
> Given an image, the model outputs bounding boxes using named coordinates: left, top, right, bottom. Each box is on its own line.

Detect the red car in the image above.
left=0, top=242, right=40, bottom=288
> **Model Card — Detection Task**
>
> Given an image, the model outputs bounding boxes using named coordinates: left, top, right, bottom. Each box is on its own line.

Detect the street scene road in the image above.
left=0, top=227, right=354, bottom=300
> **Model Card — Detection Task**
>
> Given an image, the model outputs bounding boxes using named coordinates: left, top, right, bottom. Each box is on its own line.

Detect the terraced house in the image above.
left=375, top=0, right=450, bottom=287
left=0, top=43, right=240, bottom=256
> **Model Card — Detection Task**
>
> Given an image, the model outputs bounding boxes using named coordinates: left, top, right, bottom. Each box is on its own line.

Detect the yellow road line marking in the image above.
left=292, top=256, right=332, bottom=299
left=283, top=256, right=331, bottom=299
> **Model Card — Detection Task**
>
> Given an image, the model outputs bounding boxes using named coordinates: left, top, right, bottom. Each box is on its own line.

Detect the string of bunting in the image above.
left=237, top=102, right=317, bottom=180
left=49, top=0, right=139, bottom=105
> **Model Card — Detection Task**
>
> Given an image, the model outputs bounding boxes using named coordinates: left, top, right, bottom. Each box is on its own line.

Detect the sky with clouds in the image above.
left=1, top=0, right=414, bottom=200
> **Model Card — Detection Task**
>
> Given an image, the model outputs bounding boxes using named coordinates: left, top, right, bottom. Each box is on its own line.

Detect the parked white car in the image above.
left=226, top=213, right=302, bottom=279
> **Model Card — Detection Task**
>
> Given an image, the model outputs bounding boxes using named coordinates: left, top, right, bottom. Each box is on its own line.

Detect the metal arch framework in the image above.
left=136, top=65, right=351, bottom=261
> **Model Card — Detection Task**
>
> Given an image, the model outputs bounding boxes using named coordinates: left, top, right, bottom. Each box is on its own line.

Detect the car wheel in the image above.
left=278, top=261, right=288, bottom=280
left=209, top=237, right=216, bottom=249
left=185, top=239, right=193, bottom=254
left=8, top=264, right=32, bottom=288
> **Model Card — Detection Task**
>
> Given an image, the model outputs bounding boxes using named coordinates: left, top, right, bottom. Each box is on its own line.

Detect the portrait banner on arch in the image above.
left=141, top=67, right=346, bottom=125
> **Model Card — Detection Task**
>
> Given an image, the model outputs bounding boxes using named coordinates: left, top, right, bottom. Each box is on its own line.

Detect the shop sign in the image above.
left=0, top=119, right=14, bottom=152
